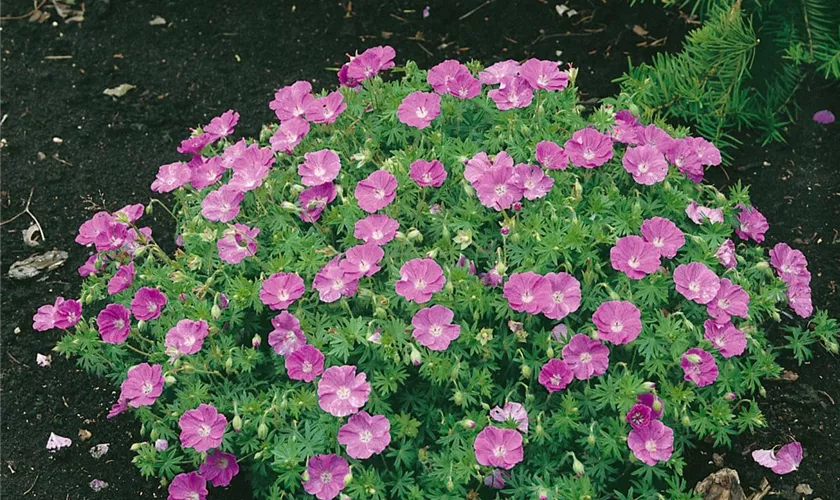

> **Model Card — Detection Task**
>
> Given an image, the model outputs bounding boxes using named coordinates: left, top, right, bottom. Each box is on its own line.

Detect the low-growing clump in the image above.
left=34, top=47, right=838, bottom=499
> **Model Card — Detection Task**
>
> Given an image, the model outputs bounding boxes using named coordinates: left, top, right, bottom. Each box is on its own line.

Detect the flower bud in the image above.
left=232, top=414, right=243, bottom=432
left=251, top=334, right=261, bottom=349
left=429, top=203, right=442, bottom=215
left=130, top=442, right=144, bottom=451
left=344, top=468, right=353, bottom=486
left=684, top=353, right=702, bottom=364
left=150, top=429, right=159, bottom=441
left=280, top=201, right=298, bottom=212
left=137, top=320, right=146, bottom=331
left=725, top=392, right=737, bottom=401
left=539, top=490, right=549, bottom=500
left=446, top=478, right=454, bottom=491
left=681, top=415, right=691, bottom=426
left=454, top=229, right=472, bottom=249
left=154, top=439, right=168, bottom=451
left=642, top=381, right=657, bottom=391
left=567, top=65, right=579, bottom=84
left=453, top=391, right=464, bottom=405
left=500, top=226, right=510, bottom=236
left=425, top=248, right=439, bottom=259
left=407, top=228, right=422, bottom=241
left=164, top=375, right=176, bottom=385
left=211, top=304, right=222, bottom=320
left=373, top=307, right=387, bottom=319
left=546, top=346, right=554, bottom=358
left=512, top=202, right=522, bottom=212
left=410, top=347, right=423, bottom=367
left=571, top=455, right=585, bottom=477
left=461, top=419, right=476, bottom=429
left=587, top=433, right=596, bottom=446
left=759, top=386, right=767, bottom=397
left=257, top=421, right=268, bottom=439
left=224, top=357, right=233, bottom=371
left=521, top=364, right=532, bottom=379
left=755, top=261, right=770, bottom=270
left=254, top=451, right=264, bottom=460
left=827, top=341, right=839, bottom=354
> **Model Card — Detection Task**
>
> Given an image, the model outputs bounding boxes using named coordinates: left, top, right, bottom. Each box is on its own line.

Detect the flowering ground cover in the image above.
left=2, top=1, right=839, bottom=499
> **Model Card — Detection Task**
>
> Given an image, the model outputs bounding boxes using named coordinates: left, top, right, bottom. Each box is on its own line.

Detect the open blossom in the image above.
left=78, top=254, right=102, bottom=277
left=641, top=217, right=685, bottom=259
left=355, top=170, right=398, bottom=212
left=704, top=320, right=747, bottom=358
left=33, top=297, right=82, bottom=331
left=519, top=58, right=568, bottom=91
left=217, top=223, right=260, bottom=264
left=228, top=147, right=274, bottom=192
left=302, top=454, right=350, bottom=500
left=687, top=136, right=722, bottom=166
left=685, top=201, right=724, bottom=224
left=342, top=45, right=396, bottom=85
left=489, top=402, right=529, bottom=433
left=120, top=363, right=163, bottom=408
left=473, top=426, right=524, bottom=470
left=269, top=117, right=310, bottom=153
left=622, top=145, right=669, bottom=185
left=204, top=109, right=239, bottom=140
left=626, top=404, right=652, bottom=430
left=168, top=472, right=208, bottom=500
left=673, top=262, right=721, bottom=304
left=131, top=287, right=167, bottom=321
left=165, top=319, right=210, bottom=356
left=769, top=242, right=809, bottom=284
left=115, top=203, right=144, bottom=222
left=409, top=159, right=447, bottom=187
left=178, top=133, right=215, bottom=155
left=97, top=303, right=131, bottom=344
left=179, top=403, right=227, bottom=452
left=151, top=162, right=191, bottom=193
left=538, top=359, right=573, bottom=393
left=735, top=205, right=769, bottom=243
left=479, top=60, right=521, bottom=84
left=634, top=124, right=672, bottom=154
left=317, top=365, right=370, bottom=417
left=298, top=182, right=338, bottom=223
left=488, top=76, right=533, bottom=110
left=395, top=258, right=445, bottom=303
left=628, top=420, right=674, bottom=466
left=201, top=186, right=244, bottom=223
left=259, top=272, right=305, bottom=310
left=427, top=60, right=471, bottom=93
left=610, top=235, right=661, bottom=280
left=535, top=140, right=568, bottom=170
left=313, top=257, right=359, bottom=302
left=338, top=411, right=391, bottom=459
left=200, top=451, right=239, bottom=488
left=447, top=73, right=481, bottom=99
left=474, top=166, right=523, bottom=210
left=503, top=272, right=552, bottom=315
left=681, top=348, right=719, bottom=386
left=752, top=441, right=803, bottom=475
left=220, top=138, right=247, bottom=169
left=268, top=311, right=307, bottom=355
left=786, top=284, right=813, bottom=318
left=340, top=243, right=384, bottom=278
left=542, top=272, right=581, bottom=320
left=666, top=138, right=703, bottom=182
left=565, top=128, right=613, bottom=168
left=354, top=214, right=399, bottom=245
left=397, top=91, right=441, bottom=129
left=592, top=301, right=642, bottom=345
left=464, top=151, right=513, bottom=183
left=189, top=156, right=226, bottom=190
left=285, top=345, right=324, bottom=382
left=715, top=239, right=737, bottom=269
left=299, top=149, right=341, bottom=186
left=707, top=279, right=750, bottom=323
left=514, top=164, right=554, bottom=200
left=305, top=91, right=347, bottom=124
left=562, top=334, right=610, bottom=380
left=611, top=110, right=640, bottom=144
left=270, top=81, right=314, bottom=121
left=411, top=305, right=461, bottom=351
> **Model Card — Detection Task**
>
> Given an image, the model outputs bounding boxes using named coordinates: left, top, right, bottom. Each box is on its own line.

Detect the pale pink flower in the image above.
left=302, top=454, right=350, bottom=500
left=474, top=167, right=522, bottom=210
left=397, top=91, right=441, bottom=129
left=446, top=73, right=481, bottom=99
left=490, top=402, right=529, bottom=433
left=592, top=301, right=642, bottom=345
left=735, top=205, right=769, bottom=243
left=217, top=223, right=260, bottom=264
left=179, top=404, right=227, bottom=452
left=201, top=185, right=245, bottom=223
left=479, top=60, right=521, bottom=85
left=488, top=76, right=533, bottom=110
left=339, top=243, right=384, bottom=278
left=685, top=201, right=724, bottom=224
left=298, top=182, right=338, bottom=223
left=703, top=320, right=747, bottom=358
left=343, top=45, right=396, bottom=84
left=394, top=258, right=446, bottom=303
left=204, top=109, right=239, bottom=140
left=707, top=278, right=750, bottom=324
left=259, top=272, right=306, bottom=310
left=178, top=132, right=215, bottom=155
left=535, top=140, right=568, bottom=170
left=542, top=272, right=581, bottom=320
left=285, top=344, right=324, bottom=382
left=561, top=334, right=610, bottom=380
left=220, top=138, right=248, bottom=169
left=355, top=170, right=398, bottom=213
left=473, top=426, right=523, bottom=470
left=464, top=150, right=513, bottom=184
left=409, top=159, right=447, bottom=187
left=673, top=262, right=721, bottom=304
left=769, top=242, right=809, bottom=285
left=514, top=164, right=554, bottom=200
left=354, top=214, right=399, bottom=245
left=119, top=363, right=163, bottom=408
left=681, top=348, right=719, bottom=386
left=164, top=319, right=210, bottom=356
left=666, top=138, right=703, bottom=182
left=538, top=359, right=573, bottom=393
left=503, top=272, right=552, bottom=315
left=427, top=60, right=471, bottom=94
left=411, top=305, right=461, bottom=351
left=107, top=262, right=135, bottom=295
left=337, top=411, right=391, bottom=459
left=269, top=117, right=310, bottom=153
left=622, top=144, right=669, bottom=185
left=634, top=124, right=672, bottom=155
left=787, top=284, right=813, bottom=318
left=686, top=136, right=722, bottom=166
left=313, top=257, right=359, bottom=303
left=305, top=91, right=347, bottom=124
left=715, top=239, right=737, bottom=269
left=564, top=128, right=613, bottom=168
left=299, top=149, right=341, bottom=186
left=270, top=81, right=314, bottom=121
left=627, top=420, right=674, bottom=466
left=317, top=365, right=370, bottom=417
left=151, top=162, right=191, bottom=193
left=610, top=235, right=661, bottom=280
left=519, top=58, right=568, bottom=91
left=189, top=156, right=226, bottom=190
left=641, top=217, right=685, bottom=259
left=168, top=472, right=207, bottom=500
left=268, top=311, right=306, bottom=355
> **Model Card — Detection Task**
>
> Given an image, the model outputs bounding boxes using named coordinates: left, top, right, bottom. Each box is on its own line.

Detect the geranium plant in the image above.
left=34, top=47, right=839, bottom=499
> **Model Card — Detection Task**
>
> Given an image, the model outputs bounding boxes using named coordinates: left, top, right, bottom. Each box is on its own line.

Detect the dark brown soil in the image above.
left=1, top=0, right=837, bottom=498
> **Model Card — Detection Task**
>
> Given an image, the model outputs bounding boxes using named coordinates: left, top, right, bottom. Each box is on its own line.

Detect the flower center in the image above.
left=718, top=299, right=730, bottom=309
left=583, top=149, right=595, bottom=160
left=414, top=278, right=427, bottom=290
left=374, top=188, right=386, bottom=200
left=628, top=256, right=641, bottom=269
left=302, top=361, right=313, bottom=373
left=538, top=75, right=549, bottom=86
left=552, top=291, right=565, bottom=304
left=331, top=278, right=344, bottom=291
left=525, top=179, right=535, bottom=190
left=610, top=320, right=623, bottom=333
left=371, top=230, right=383, bottom=240
left=631, top=412, right=646, bottom=425
left=114, top=319, right=125, bottom=329
left=550, top=374, right=562, bottom=386
left=142, top=382, right=154, bottom=395
left=416, top=106, right=428, bottom=119
left=429, top=325, right=443, bottom=337
left=359, top=261, right=371, bottom=272
left=218, top=458, right=229, bottom=470
left=313, top=167, right=325, bottom=177
left=493, top=445, right=507, bottom=458
left=422, top=173, right=433, bottom=183
left=198, top=424, right=211, bottom=438
left=637, top=161, right=649, bottom=173
left=336, top=387, right=351, bottom=399
left=688, top=281, right=700, bottom=292
left=494, top=184, right=507, bottom=196
left=183, top=335, right=196, bottom=347
left=521, top=291, right=533, bottom=304
left=147, top=303, right=157, bottom=313
left=359, top=430, right=373, bottom=443
left=645, top=439, right=657, bottom=452
left=579, top=352, right=593, bottom=364
left=320, top=471, right=333, bottom=484
left=277, top=289, right=290, bottom=301
left=652, top=237, right=663, bottom=248
left=187, top=493, right=200, bottom=500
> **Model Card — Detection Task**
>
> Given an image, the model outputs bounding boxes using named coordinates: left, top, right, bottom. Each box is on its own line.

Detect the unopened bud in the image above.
left=681, top=415, right=691, bottom=426
left=251, top=334, right=261, bottom=349
left=410, top=347, right=422, bottom=367
left=684, top=353, right=702, bottom=364
left=446, top=478, right=454, bottom=491
left=512, top=202, right=522, bottom=212
left=571, top=455, right=585, bottom=477
left=257, top=421, right=268, bottom=439
left=407, top=228, right=422, bottom=241
left=164, top=375, right=176, bottom=385
left=521, top=364, right=532, bottom=379
left=461, top=419, right=476, bottom=429
left=280, top=201, right=298, bottom=212
left=725, top=392, right=737, bottom=401
left=827, top=341, right=839, bottom=354
left=211, top=304, right=222, bottom=320
left=232, top=415, right=243, bottom=432
left=642, top=381, right=656, bottom=391
left=453, top=391, right=463, bottom=405
left=130, top=442, right=144, bottom=451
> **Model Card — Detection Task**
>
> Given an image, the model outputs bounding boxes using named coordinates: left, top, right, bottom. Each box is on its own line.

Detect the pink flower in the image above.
left=395, top=258, right=446, bottom=303
left=409, top=159, right=447, bottom=187
left=538, top=359, right=573, bottom=393
left=535, top=140, right=568, bottom=170
left=641, top=217, right=685, bottom=259
left=217, top=223, right=260, bottom=264
left=625, top=404, right=652, bottom=430
left=285, top=344, right=324, bottom=382
left=151, top=162, right=191, bottom=193
left=343, top=46, right=396, bottom=84
left=411, top=305, right=461, bottom=351
left=204, top=109, right=239, bottom=140
left=259, top=272, right=305, bottom=310
left=270, top=81, right=314, bottom=121
left=96, top=303, right=131, bottom=344
left=715, top=239, right=737, bottom=269
left=164, top=319, right=210, bottom=356
left=355, top=170, right=398, bottom=213
left=119, top=363, right=163, bottom=408
left=446, top=73, right=481, bottom=99
left=340, top=243, right=384, bottom=279
left=812, top=110, right=836, bottom=124
left=564, top=128, right=613, bottom=168
left=681, top=348, right=719, bottom=386
left=687, top=136, right=721, bottom=166
left=178, top=133, right=215, bottom=155
left=685, top=201, right=724, bottom=224
left=542, top=272, right=581, bottom=320
left=313, top=257, right=359, bottom=303
left=610, top=235, right=661, bottom=280
left=268, top=311, right=307, bottom=355
left=354, top=214, right=399, bottom=245
left=503, top=272, right=552, bottom=315
left=627, top=420, right=674, bottom=466
left=769, top=243, right=809, bottom=284
left=298, top=182, right=338, bottom=223
left=752, top=441, right=803, bottom=475
left=299, top=149, right=341, bottom=186
left=704, top=320, right=747, bottom=358
left=427, top=60, right=471, bottom=94
left=707, top=278, right=750, bottom=323
left=735, top=205, right=769, bottom=243
left=337, top=411, right=391, bottom=459
left=666, top=138, right=703, bottom=182
left=179, top=403, right=227, bottom=452
left=474, top=167, right=523, bottom=210
left=228, top=147, right=274, bottom=193
left=673, top=262, right=721, bottom=304
left=464, top=151, right=513, bottom=183
left=490, top=402, right=529, bottom=433
left=32, top=297, right=82, bottom=331
left=317, top=365, right=370, bottom=417
left=130, top=287, right=167, bottom=321
left=514, top=164, right=554, bottom=200
left=786, top=284, right=813, bottom=318
left=220, top=138, right=248, bottom=169
left=473, top=426, right=524, bottom=470
left=115, top=203, right=144, bottom=222
left=622, top=145, right=668, bottom=185
left=168, top=472, right=207, bottom=500
left=201, top=186, right=245, bottom=223
left=519, top=58, right=568, bottom=91
left=269, top=117, right=310, bottom=153
left=592, top=301, right=642, bottom=345
left=397, top=91, right=441, bottom=129
left=78, top=254, right=101, bottom=277
left=562, top=334, right=610, bottom=380
left=484, top=469, right=509, bottom=489
left=479, top=60, right=521, bottom=85
left=302, top=454, right=350, bottom=500
left=199, top=451, right=239, bottom=488
left=488, top=76, right=533, bottom=110
left=189, top=156, right=225, bottom=190
left=637, top=393, right=665, bottom=419
left=634, top=124, right=672, bottom=154
left=305, top=90, right=347, bottom=124
left=611, top=110, right=640, bottom=144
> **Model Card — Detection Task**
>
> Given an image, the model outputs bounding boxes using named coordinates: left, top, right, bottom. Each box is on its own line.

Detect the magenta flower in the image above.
left=411, top=305, right=461, bottom=351
left=473, top=426, right=524, bottom=470
left=354, top=214, right=399, bottom=245
left=355, top=170, right=398, bottom=213
left=503, top=272, right=552, bottom=315
left=427, top=60, right=471, bottom=94
left=538, top=358, right=573, bottom=393
left=673, top=262, right=721, bottom=304
left=199, top=451, right=239, bottom=488
left=168, top=472, right=208, bottom=500
left=298, top=149, right=341, bottom=186
left=259, top=272, right=305, bottom=310
left=114, top=203, right=144, bottom=222
left=447, top=73, right=481, bottom=99
left=96, top=304, right=131, bottom=344
left=519, top=58, right=568, bottom=91
left=562, top=334, right=610, bottom=380
left=285, top=344, right=324, bottom=382
left=812, top=109, right=836, bottom=124
left=343, top=45, right=396, bottom=84
left=338, top=411, right=391, bottom=459
left=78, top=254, right=101, bottom=277
left=611, top=110, right=640, bottom=144
left=666, top=138, right=703, bottom=182
left=317, top=365, right=370, bottom=417
left=514, top=164, right=554, bottom=200
left=535, top=140, right=568, bottom=170
left=735, top=205, right=769, bottom=243
left=178, top=133, right=214, bottom=155
left=637, top=393, right=665, bottom=419
left=752, top=441, right=803, bottom=475
left=130, top=287, right=167, bottom=321
left=464, top=151, right=513, bottom=183
left=769, top=242, right=809, bottom=284
left=592, top=301, right=642, bottom=345
left=201, top=186, right=244, bottom=223
left=641, top=217, right=685, bottom=259
left=217, top=223, right=260, bottom=264
left=474, top=167, right=523, bottom=210
left=787, top=284, right=813, bottom=318
left=219, top=138, right=247, bottom=169
left=395, top=258, right=446, bottom=303
left=76, top=212, right=116, bottom=246
left=707, top=278, right=750, bottom=324
left=622, top=145, right=669, bottom=185
left=480, top=264, right=505, bottom=288
left=625, top=404, right=652, bottom=430
left=179, top=403, right=227, bottom=452
left=270, top=81, right=314, bottom=121
left=564, top=128, right=613, bottom=168
left=228, top=149, right=273, bottom=193
left=269, top=117, right=310, bottom=153
left=687, top=136, right=722, bottom=166
left=298, top=182, right=338, bottom=223
left=302, top=454, right=350, bottom=500
left=484, top=469, right=509, bottom=489
left=305, top=90, right=347, bottom=124
left=479, top=60, right=521, bottom=85
left=490, top=402, right=529, bottom=433
left=313, top=257, right=359, bottom=303
left=681, top=348, right=719, bottom=386
left=119, top=363, right=163, bottom=408
left=634, top=124, right=672, bottom=154
left=164, top=319, right=210, bottom=356
left=409, top=159, right=447, bottom=188
left=32, top=296, right=82, bottom=331
left=610, top=235, right=661, bottom=280
left=627, top=420, right=674, bottom=466
left=340, top=243, right=384, bottom=279
left=204, top=109, right=239, bottom=140
left=151, top=161, right=191, bottom=193
left=268, top=311, right=307, bottom=355
left=189, top=156, right=225, bottom=190
left=685, top=201, right=724, bottom=224
left=397, top=91, right=441, bottom=129
left=488, top=76, right=533, bottom=110
left=703, top=320, right=747, bottom=358
left=715, top=239, right=737, bottom=269
left=542, top=272, right=581, bottom=320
